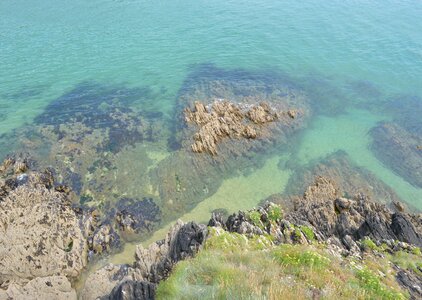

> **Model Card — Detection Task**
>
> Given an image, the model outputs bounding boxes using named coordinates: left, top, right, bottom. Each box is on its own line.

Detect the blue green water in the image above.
left=1, top=0, right=422, bottom=219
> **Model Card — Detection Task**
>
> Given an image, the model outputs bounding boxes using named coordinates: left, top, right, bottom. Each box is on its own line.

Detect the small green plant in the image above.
left=80, top=193, right=93, bottom=205
left=64, top=240, right=73, bottom=252
left=300, top=226, right=315, bottom=241
left=272, top=245, right=330, bottom=269
left=360, top=237, right=381, bottom=251
left=411, top=247, right=421, bottom=256
left=247, top=210, right=263, bottom=228
left=292, top=227, right=303, bottom=242
left=355, top=267, right=406, bottom=300
left=267, top=205, right=283, bottom=222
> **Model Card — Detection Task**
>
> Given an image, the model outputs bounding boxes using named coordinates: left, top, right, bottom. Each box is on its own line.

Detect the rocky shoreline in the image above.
left=1, top=67, right=421, bottom=299
left=1, top=154, right=421, bottom=299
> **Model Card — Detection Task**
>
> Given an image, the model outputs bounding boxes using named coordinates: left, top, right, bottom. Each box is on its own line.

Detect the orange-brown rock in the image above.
left=184, top=100, right=285, bottom=155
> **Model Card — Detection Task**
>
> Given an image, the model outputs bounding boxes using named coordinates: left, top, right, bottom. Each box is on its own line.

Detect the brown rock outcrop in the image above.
left=0, top=156, right=119, bottom=296
left=184, top=100, right=284, bottom=155
left=0, top=276, right=77, bottom=300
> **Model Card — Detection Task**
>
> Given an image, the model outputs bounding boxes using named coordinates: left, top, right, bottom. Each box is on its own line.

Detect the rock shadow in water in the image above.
left=369, top=95, right=422, bottom=189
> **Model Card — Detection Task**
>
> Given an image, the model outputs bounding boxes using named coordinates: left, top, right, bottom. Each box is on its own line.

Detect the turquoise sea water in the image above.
left=1, top=0, right=422, bottom=244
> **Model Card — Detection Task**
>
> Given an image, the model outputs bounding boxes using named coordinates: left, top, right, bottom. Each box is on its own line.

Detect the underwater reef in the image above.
left=282, top=150, right=406, bottom=208
left=371, top=122, right=422, bottom=189
left=149, top=64, right=310, bottom=226
left=0, top=66, right=311, bottom=243
left=368, top=94, right=422, bottom=189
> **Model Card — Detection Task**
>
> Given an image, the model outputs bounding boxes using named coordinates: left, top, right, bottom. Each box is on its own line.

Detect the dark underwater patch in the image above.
left=179, top=63, right=298, bottom=98
left=370, top=122, right=422, bottom=189
left=34, top=81, right=153, bottom=127
left=346, top=79, right=382, bottom=99
left=385, top=95, right=422, bottom=135
left=114, top=197, right=161, bottom=236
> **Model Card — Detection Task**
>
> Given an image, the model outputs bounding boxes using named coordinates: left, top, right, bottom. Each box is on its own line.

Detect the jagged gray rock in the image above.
left=84, top=220, right=207, bottom=300
left=103, top=280, right=156, bottom=300
left=396, top=269, right=422, bottom=300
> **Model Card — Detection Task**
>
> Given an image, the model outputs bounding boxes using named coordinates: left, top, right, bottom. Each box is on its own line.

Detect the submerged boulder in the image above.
left=370, top=122, right=422, bottom=188
left=283, top=150, right=407, bottom=208
left=114, top=197, right=161, bottom=240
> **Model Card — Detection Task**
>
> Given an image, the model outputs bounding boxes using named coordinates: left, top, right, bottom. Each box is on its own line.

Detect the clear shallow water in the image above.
left=1, top=0, right=422, bottom=261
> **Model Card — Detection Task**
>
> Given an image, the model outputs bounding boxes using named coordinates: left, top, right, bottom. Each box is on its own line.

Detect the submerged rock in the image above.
left=371, top=122, right=422, bottom=188
left=114, top=197, right=161, bottom=240
left=283, top=150, right=406, bottom=207
left=150, top=65, right=310, bottom=224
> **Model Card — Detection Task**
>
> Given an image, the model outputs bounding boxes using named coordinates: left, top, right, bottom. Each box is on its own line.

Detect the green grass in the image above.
left=267, top=205, right=283, bottom=222
left=247, top=210, right=263, bottom=228
left=360, top=237, right=380, bottom=251
left=300, top=226, right=316, bottom=242
left=156, top=229, right=410, bottom=299
left=355, top=267, right=406, bottom=300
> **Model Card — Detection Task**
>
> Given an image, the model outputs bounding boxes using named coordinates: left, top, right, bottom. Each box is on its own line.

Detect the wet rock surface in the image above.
left=371, top=122, right=422, bottom=188
left=113, top=197, right=161, bottom=240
